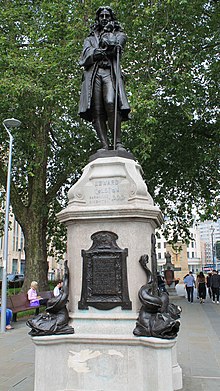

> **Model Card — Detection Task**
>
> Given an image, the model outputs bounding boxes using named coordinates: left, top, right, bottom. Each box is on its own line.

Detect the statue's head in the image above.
left=95, top=6, right=116, bottom=21
left=95, top=6, right=116, bottom=29
left=90, top=6, right=121, bottom=34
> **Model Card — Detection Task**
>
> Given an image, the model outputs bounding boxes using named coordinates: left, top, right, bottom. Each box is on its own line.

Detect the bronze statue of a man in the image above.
left=78, top=6, right=130, bottom=151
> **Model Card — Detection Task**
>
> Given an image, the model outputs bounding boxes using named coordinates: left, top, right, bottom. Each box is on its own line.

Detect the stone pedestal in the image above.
left=33, top=332, right=177, bottom=391
left=57, top=156, right=163, bottom=315
left=166, top=243, right=189, bottom=282
left=164, top=252, right=178, bottom=297
left=33, top=156, right=182, bottom=391
left=172, top=345, right=183, bottom=390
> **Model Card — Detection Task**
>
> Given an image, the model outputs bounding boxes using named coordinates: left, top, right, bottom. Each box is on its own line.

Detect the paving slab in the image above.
left=174, top=284, right=220, bottom=390
left=0, top=320, right=34, bottom=391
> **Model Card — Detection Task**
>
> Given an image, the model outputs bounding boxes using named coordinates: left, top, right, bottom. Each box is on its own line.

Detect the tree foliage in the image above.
left=120, top=0, right=220, bottom=240
left=0, top=0, right=96, bottom=289
left=0, top=0, right=219, bottom=288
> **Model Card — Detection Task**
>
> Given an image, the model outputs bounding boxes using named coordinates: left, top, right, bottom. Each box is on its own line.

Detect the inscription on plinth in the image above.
left=78, top=231, right=132, bottom=310
left=92, top=256, right=118, bottom=295
left=88, top=178, right=127, bottom=205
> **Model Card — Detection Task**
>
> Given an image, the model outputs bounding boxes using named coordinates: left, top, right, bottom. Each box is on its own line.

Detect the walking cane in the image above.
left=113, top=45, right=120, bottom=150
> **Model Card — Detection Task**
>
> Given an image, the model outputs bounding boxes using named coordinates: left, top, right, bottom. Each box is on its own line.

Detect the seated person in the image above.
left=27, top=281, right=48, bottom=315
left=53, top=281, right=63, bottom=297
left=0, top=305, right=13, bottom=330
left=28, top=281, right=42, bottom=306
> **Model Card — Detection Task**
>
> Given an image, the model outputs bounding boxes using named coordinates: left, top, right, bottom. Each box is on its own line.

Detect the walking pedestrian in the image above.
left=184, top=271, right=195, bottom=303
left=196, top=272, right=206, bottom=303
left=206, top=272, right=212, bottom=299
left=210, top=270, right=220, bottom=304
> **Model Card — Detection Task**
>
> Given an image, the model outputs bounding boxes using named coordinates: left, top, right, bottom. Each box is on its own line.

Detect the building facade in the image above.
left=0, top=212, right=64, bottom=280
left=199, top=219, right=220, bottom=271
left=156, top=221, right=203, bottom=279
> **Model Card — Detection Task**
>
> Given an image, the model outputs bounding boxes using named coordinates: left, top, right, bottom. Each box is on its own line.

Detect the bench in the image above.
left=6, top=291, right=54, bottom=322
left=39, top=291, right=54, bottom=301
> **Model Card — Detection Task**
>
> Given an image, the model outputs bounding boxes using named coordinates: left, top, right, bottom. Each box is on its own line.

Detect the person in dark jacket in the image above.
left=78, top=6, right=130, bottom=151
left=206, top=273, right=212, bottom=299
left=196, top=272, right=206, bottom=303
left=210, top=270, right=220, bottom=304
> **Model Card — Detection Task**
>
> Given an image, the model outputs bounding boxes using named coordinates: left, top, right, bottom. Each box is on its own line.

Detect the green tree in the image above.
left=0, top=1, right=96, bottom=290
left=0, top=0, right=219, bottom=290
left=120, top=0, right=220, bottom=240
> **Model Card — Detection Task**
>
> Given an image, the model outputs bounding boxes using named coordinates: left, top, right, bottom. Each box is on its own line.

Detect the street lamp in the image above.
left=210, top=225, right=217, bottom=271
left=1, top=118, right=21, bottom=333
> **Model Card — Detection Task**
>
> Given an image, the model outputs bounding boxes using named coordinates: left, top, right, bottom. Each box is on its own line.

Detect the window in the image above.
left=20, top=260, right=26, bottom=274
left=13, top=218, right=19, bottom=251
left=12, top=259, right=18, bottom=274
left=158, top=243, right=161, bottom=249
left=158, top=253, right=161, bottom=259
left=20, top=231, right=24, bottom=251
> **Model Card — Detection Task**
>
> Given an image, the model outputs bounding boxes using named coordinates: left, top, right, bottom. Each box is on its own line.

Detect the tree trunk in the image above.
left=12, top=123, right=49, bottom=293
left=21, top=210, right=49, bottom=292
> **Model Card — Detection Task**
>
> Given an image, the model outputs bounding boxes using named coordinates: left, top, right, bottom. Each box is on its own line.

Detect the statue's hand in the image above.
left=93, top=48, right=106, bottom=61
left=100, top=33, right=118, bottom=51
left=100, top=34, right=122, bottom=59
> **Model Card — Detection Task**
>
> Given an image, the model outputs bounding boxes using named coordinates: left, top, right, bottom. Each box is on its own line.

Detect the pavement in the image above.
left=0, top=284, right=220, bottom=391
left=174, top=284, right=220, bottom=390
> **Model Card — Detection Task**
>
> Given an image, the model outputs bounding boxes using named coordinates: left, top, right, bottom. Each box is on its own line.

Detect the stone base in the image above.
left=89, top=149, right=136, bottom=162
left=172, top=344, right=183, bottom=390
left=53, top=156, right=182, bottom=391
left=57, top=156, right=163, bottom=315
left=33, top=332, right=179, bottom=391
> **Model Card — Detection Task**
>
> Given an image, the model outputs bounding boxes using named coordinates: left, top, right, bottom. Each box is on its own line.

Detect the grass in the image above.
left=7, top=287, right=21, bottom=296
left=17, top=307, right=45, bottom=320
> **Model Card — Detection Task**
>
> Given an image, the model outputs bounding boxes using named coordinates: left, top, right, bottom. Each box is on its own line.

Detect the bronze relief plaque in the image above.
left=78, top=231, right=132, bottom=310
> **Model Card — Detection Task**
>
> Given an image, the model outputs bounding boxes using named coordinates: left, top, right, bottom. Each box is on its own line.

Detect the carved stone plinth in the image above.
left=57, top=156, right=163, bottom=316
left=45, top=156, right=182, bottom=391
left=33, top=332, right=180, bottom=391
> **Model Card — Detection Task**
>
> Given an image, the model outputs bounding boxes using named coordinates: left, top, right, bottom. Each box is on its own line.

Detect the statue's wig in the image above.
left=90, top=6, right=121, bottom=33
left=95, top=6, right=116, bottom=21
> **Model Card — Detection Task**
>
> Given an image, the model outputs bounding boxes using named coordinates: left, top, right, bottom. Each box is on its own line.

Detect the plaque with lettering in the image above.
left=78, top=231, right=132, bottom=310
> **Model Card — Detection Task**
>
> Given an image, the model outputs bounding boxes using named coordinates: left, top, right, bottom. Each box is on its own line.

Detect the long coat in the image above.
left=78, top=30, right=130, bottom=122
